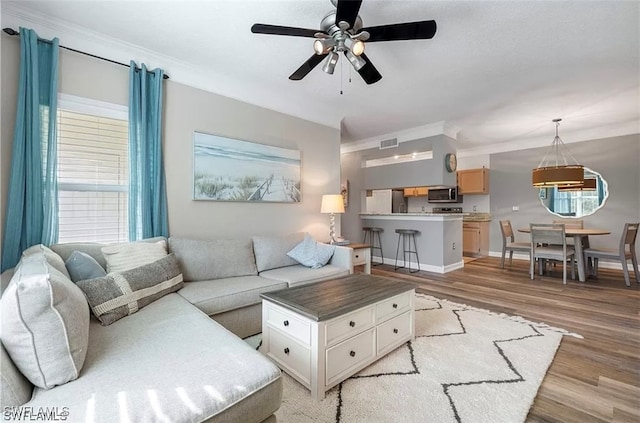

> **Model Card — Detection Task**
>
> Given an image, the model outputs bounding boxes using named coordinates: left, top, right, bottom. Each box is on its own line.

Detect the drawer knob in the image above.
left=349, top=320, right=356, bottom=327
left=355, top=254, right=359, bottom=258
left=284, top=347, right=290, bottom=355
left=393, top=328, right=399, bottom=334
left=349, top=350, right=356, bottom=357
left=283, top=320, right=289, bottom=327
left=392, top=303, right=398, bottom=309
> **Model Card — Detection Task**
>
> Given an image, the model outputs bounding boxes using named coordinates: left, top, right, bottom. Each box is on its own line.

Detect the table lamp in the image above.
left=321, top=194, right=345, bottom=244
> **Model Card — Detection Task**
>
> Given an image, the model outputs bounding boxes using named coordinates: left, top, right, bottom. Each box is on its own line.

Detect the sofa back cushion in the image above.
left=0, top=253, right=89, bottom=389
left=252, top=232, right=306, bottom=272
left=168, top=237, right=258, bottom=281
left=50, top=236, right=167, bottom=271
left=22, top=244, right=71, bottom=279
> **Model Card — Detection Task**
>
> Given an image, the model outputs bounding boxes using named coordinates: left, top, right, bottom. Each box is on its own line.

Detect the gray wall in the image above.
left=1, top=35, right=341, bottom=251
left=489, top=134, right=640, bottom=254
left=341, top=134, right=457, bottom=243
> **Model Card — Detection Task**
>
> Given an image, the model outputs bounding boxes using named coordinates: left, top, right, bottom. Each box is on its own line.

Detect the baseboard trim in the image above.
left=487, top=251, right=628, bottom=271
left=372, top=256, right=464, bottom=274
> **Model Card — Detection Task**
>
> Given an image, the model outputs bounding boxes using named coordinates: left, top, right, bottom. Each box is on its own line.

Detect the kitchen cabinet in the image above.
left=457, top=168, right=490, bottom=194
left=403, top=187, right=429, bottom=197
left=463, top=221, right=490, bottom=257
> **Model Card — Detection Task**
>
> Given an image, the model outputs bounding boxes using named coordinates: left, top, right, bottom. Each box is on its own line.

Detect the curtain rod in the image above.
left=2, top=27, right=170, bottom=80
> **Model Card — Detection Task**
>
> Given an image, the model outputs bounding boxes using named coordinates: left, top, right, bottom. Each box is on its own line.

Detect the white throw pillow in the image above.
left=287, top=234, right=336, bottom=269
left=0, top=254, right=90, bottom=389
left=101, top=240, right=167, bottom=273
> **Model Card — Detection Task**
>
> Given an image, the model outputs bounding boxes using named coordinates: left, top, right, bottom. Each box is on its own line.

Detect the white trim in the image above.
left=360, top=214, right=464, bottom=222
left=376, top=257, right=464, bottom=274
left=58, top=93, right=127, bottom=121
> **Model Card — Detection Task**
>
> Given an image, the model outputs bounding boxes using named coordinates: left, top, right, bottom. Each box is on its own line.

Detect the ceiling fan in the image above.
left=251, top=0, right=437, bottom=85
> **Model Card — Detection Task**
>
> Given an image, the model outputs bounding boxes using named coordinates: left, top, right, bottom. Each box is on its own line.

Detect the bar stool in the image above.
left=362, top=227, right=384, bottom=266
left=394, top=229, right=420, bottom=273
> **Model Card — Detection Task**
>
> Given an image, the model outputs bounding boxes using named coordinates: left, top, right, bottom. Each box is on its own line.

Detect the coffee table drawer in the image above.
left=376, top=291, right=412, bottom=321
left=267, top=327, right=311, bottom=385
left=376, top=310, right=412, bottom=355
left=266, top=303, right=311, bottom=345
left=326, top=328, right=375, bottom=386
left=325, top=306, right=375, bottom=347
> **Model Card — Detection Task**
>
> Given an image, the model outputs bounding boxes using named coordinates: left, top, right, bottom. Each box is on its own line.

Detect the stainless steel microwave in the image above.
left=427, top=187, right=462, bottom=203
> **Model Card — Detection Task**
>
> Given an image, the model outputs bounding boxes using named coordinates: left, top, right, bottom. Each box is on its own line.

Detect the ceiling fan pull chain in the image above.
left=340, top=55, right=344, bottom=95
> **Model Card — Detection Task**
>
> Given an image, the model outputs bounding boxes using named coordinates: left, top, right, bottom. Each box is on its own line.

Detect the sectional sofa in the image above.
left=0, top=232, right=352, bottom=422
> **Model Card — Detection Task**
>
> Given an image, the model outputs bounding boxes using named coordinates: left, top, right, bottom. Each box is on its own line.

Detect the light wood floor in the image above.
left=365, top=257, right=640, bottom=423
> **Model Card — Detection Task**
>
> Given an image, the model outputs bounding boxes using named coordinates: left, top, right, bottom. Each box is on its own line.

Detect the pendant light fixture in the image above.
left=557, top=178, right=597, bottom=192
left=532, top=119, right=584, bottom=188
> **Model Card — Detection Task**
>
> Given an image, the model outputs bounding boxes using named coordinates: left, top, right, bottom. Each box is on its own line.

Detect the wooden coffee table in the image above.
left=260, top=274, right=416, bottom=400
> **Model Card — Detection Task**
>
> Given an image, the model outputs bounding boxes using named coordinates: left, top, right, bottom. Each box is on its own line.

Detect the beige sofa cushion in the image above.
left=178, top=276, right=287, bottom=316
left=0, top=254, right=89, bottom=389
left=259, top=264, right=350, bottom=287
left=252, top=232, right=305, bottom=272
left=169, top=237, right=258, bottom=281
left=24, top=294, right=282, bottom=423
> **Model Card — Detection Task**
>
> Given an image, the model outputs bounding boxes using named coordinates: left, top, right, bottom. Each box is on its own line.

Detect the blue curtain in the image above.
left=128, top=61, right=168, bottom=240
left=1, top=28, right=59, bottom=271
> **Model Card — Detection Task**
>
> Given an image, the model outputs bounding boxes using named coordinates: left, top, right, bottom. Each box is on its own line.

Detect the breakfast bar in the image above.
left=360, top=213, right=464, bottom=273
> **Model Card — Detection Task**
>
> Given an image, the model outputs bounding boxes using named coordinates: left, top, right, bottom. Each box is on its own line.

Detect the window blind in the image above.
left=57, top=109, right=129, bottom=244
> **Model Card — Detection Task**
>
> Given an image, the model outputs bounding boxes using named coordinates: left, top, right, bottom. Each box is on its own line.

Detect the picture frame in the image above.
left=193, top=131, right=301, bottom=202
left=341, top=179, right=349, bottom=209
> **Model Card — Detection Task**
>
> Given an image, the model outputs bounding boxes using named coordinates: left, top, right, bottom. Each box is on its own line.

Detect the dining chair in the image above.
left=530, top=223, right=575, bottom=284
left=499, top=220, right=530, bottom=268
left=584, top=223, right=639, bottom=287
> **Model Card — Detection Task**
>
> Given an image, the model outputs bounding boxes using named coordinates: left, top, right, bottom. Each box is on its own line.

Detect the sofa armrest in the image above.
left=328, top=245, right=353, bottom=273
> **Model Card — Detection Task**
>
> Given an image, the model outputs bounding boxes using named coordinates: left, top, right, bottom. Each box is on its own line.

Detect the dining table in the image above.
left=518, top=227, right=611, bottom=282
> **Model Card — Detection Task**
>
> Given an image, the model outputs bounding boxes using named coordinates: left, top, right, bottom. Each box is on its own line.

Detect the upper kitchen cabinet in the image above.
left=403, top=187, right=429, bottom=197
left=457, top=168, right=490, bottom=194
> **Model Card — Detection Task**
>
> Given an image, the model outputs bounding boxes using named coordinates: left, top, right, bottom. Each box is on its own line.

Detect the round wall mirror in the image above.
left=539, top=167, right=608, bottom=218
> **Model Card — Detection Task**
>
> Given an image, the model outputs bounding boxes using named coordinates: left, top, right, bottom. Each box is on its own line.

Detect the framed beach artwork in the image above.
left=193, top=131, right=301, bottom=202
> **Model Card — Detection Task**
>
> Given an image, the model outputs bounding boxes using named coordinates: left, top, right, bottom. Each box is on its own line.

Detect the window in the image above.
left=56, top=95, right=129, bottom=243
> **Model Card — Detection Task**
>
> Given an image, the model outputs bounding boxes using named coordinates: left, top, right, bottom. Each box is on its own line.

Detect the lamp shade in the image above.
left=321, top=194, right=345, bottom=214
left=558, top=178, right=597, bottom=191
left=532, top=165, right=584, bottom=187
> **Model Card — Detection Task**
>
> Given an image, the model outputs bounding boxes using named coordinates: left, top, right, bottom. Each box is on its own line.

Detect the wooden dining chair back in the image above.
left=499, top=220, right=530, bottom=268
left=530, top=223, right=575, bottom=284
left=553, top=219, right=587, bottom=247
left=584, top=223, right=639, bottom=287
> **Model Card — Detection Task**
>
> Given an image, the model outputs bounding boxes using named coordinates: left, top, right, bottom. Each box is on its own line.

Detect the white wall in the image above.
left=0, top=36, right=341, bottom=248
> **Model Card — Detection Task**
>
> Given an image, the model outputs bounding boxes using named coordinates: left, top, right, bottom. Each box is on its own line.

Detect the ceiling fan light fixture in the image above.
left=346, top=38, right=365, bottom=56
left=313, top=38, right=336, bottom=55
left=322, top=51, right=339, bottom=74
left=345, top=50, right=366, bottom=71
left=531, top=119, right=585, bottom=188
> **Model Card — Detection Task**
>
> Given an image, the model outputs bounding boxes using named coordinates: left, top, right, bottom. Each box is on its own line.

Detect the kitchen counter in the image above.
left=360, top=213, right=464, bottom=220
left=360, top=214, right=463, bottom=273
left=463, top=213, right=492, bottom=222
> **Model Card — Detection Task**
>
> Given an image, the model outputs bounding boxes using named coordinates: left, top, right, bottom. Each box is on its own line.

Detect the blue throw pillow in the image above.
left=287, top=234, right=336, bottom=269
left=65, top=250, right=107, bottom=282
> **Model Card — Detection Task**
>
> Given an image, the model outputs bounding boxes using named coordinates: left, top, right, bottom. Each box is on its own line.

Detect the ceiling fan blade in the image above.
left=251, top=23, right=323, bottom=38
left=362, top=20, right=437, bottom=42
left=289, top=54, right=328, bottom=80
left=335, top=0, right=363, bottom=29
left=356, top=53, right=382, bottom=85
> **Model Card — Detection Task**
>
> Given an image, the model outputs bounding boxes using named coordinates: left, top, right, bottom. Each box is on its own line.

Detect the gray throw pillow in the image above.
left=77, top=254, right=183, bottom=326
left=287, top=234, right=336, bottom=269
left=0, top=254, right=90, bottom=389
left=65, top=250, right=107, bottom=282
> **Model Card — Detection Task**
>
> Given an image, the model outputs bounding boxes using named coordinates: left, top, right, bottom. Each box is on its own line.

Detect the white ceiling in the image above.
left=2, top=0, right=639, bottom=153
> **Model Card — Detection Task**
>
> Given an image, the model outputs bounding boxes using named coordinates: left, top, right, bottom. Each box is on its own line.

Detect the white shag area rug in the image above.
left=245, top=293, right=581, bottom=423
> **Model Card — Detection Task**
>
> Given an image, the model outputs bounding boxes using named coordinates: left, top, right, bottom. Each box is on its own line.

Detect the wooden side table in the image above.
left=346, top=243, right=371, bottom=274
